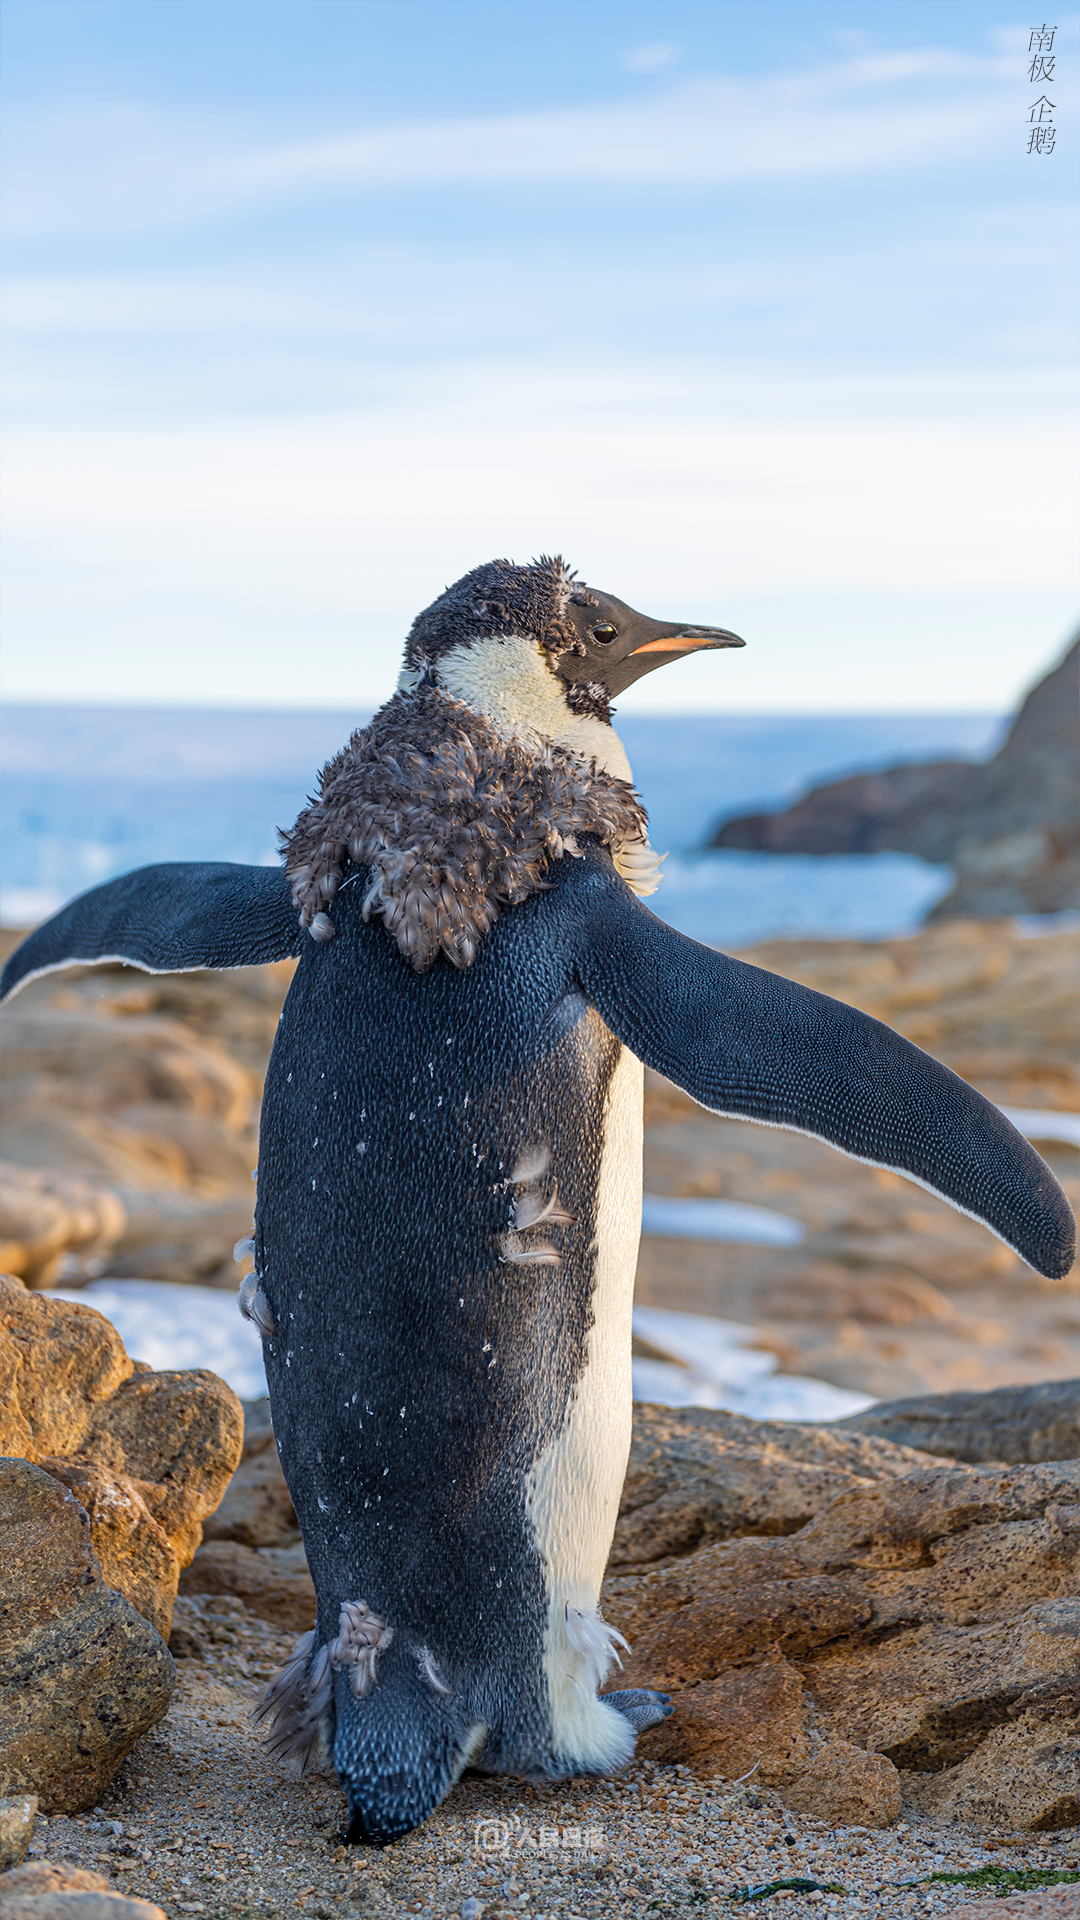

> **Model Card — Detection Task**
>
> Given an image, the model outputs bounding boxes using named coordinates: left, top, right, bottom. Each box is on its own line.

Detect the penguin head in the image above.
left=401, top=556, right=743, bottom=742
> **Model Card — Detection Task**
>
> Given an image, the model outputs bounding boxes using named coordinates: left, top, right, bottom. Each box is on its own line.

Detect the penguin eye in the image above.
left=591, top=624, right=618, bottom=644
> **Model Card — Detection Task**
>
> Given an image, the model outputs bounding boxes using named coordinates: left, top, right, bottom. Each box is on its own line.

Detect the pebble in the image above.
left=14, top=1597, right=1078, bottom=1919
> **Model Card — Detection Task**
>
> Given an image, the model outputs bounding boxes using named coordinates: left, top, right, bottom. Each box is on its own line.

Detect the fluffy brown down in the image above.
left=280, top=682, right=648, bottom=972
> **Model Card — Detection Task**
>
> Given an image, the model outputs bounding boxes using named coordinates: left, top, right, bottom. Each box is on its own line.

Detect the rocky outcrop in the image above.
left=602, top=1445, right=1080, bottom=1830
left=711, top=759, right=979, bottom=861
left=611, top=1402, right=946, bottom=1567
left=0, top=1274, right=243, bottom=1639
left=0, top=1859, right=167, bottom=1918
left=0, top=962, right=292, bottom=1288
left=0, top=1459, right=175, bottom=1814
left=930, top=637, right=1079, bottom=920
left=955, top=1894, right=1080, bottom=1920
left=835, top=1379, right=1080, bottom=1465
left=0, top=1166, right=126, bottom=1291
left=199, top=1397, right=297, bottom=1550
left=181, top=1394, right=312, bottom=1628
left=0, top=1794, right=37, bottom=1871
left=177, top=1539, right=315, bottom=1630
left=709, top=637, right=1080, bottom=919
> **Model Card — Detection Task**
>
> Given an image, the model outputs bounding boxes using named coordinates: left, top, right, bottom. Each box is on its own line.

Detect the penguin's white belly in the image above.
left=524, top=1043, right=643, bottom=1770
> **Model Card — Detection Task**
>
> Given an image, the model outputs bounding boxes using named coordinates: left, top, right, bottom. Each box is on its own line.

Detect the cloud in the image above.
left=0, top=40, right=1046, bottom=242
left=619, top=42, right=683, bottom=74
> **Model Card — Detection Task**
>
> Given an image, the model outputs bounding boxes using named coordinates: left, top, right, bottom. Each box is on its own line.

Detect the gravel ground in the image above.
left=22, top=1597, right=1080, bottom=1920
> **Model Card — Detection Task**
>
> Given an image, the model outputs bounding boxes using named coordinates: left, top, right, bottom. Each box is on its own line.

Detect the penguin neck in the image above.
left=399, top=634, right=634, bottom=787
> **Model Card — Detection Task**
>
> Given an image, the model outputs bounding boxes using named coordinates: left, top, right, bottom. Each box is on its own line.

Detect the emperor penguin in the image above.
left=2, top=556, right=1072, bottom=1846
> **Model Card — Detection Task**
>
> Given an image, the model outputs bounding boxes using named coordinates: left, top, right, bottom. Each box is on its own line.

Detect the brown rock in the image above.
left=612, top=1402, right=944, bottom=1569
left=835, top=1379, right=1080, bottom=1465
left=710, top=759, right=979, bottom=861
left=0, top=1276, right=243, bottom=1638
left=605, top=1521, right=871, bottom=1694
left=905, top=1681, right=1080, bottom=1832
left=0, top=1275, right=131, bottom=1460
left=200, top=1415, right=296, bottom=1550
left=949, top=1889, right=1080, bottom=1920
left=35, top=1460, right=176, bottom=1642
left=179, top=1539, right=316, bottom=1630
left=0, top=1165, right=126, bottom=1291
left=0, top=1459, right=174, bottom=1812
left=603, top=1458, right=1080, bottom=1830
left=0, top=1792, right=38, bottom=1869
left=0, top=1864, right=167, bottom=1920
left=783, top=1739, right=902, bottom=1827
left=931, top=637, right=1080, bottom=920
left=0, top=960, right=290, bottom=1289
left=709, top=638, right=1080, bottom=920
left=82, top=1367, right=243, bottom=1569
left=637, top=1656, right=810, bottom=1782
left=0, top=1864, right=113, bottom=1890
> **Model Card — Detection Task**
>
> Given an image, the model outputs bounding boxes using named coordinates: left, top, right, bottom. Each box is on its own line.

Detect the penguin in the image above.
left=2, top=555, right=1073, bottom=1848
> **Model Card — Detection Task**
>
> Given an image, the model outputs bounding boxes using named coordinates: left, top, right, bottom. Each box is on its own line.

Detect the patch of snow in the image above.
left=632, top=1305, right=874, bottom=1421
left=641, top=1193, right=804, bottom=1247
left=46, top=1279, right=267, bottom=1400
left=999, top=1108, right=1080, bottom=1148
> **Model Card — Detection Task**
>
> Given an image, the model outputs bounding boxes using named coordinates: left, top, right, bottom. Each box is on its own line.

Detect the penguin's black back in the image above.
left=256, top=857, right=620, bottom=1772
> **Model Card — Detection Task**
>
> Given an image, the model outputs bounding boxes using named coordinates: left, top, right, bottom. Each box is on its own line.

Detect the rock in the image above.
left=930, top=637, right=1079, bottom=920
left=0, top=1864, right=113, bottom=1889
left=178, top=1539, right=316, bottom=1630
left=710, top=760, right=979, bottom=861
left=709, top=638, right=1080, bottom=921
left=612, top=1559, right=872, bottom=1692
left=612, top=1402, right=946, bottom=1569
left=904, top=1679, right=1080, bottom=1832
left=0, top=1792, right=38, bottom=1869
left=834, top=1380, right=1080, bottom=1464
left=603, top=1460, right=1080, bottom=1830
left=783, top=1739, right=902, bottom=1827
left=0, top=961, right=291, bottom=1289
left=0, top=1273, right=131, bottom=1460
left=951, top=1889, right=1080, bottom=1920
left=200, top=1405, right=296, bottom=1550
left=34, top=1460, right=177, bottom=1643
left=0, top=1459, right=175, bottom=1813
left=0, top=1862, right=167, bottom=1919
left=636, top=1655, right=810, bottom=1783
left=0, top=1274, right=243, bottom=1638
left=0, top=1166, right=126, bottom=1291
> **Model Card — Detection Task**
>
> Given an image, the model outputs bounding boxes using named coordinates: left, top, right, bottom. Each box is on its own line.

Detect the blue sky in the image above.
left=0, top=1, right=1077, bottom=712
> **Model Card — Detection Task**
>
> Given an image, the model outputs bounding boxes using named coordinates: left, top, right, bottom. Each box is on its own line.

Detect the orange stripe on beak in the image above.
left=629, top=635, right=710, bottom=655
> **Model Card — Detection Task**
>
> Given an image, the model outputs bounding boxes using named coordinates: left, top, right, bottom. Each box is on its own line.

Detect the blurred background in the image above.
left=1, top=0, right=1077, bottom=1416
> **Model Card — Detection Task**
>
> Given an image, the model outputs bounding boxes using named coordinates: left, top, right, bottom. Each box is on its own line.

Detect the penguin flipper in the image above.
left=575, top=864, right=1075, bottom=1281
left=0, top=862, right=301, bottom=1002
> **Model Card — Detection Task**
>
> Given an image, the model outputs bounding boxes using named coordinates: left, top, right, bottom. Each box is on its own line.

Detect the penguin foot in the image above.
left=600, top=1688, right=673, bottom=1732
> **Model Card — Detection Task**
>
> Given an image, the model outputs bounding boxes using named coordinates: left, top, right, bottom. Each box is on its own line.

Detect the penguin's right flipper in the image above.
left=0, top=862, right=301, bottom=1002
left=574, top=858, right=1075, bottom=1281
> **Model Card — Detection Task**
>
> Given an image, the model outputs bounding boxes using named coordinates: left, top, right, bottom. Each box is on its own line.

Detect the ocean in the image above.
left=0, top=705, right=1004, bottom=947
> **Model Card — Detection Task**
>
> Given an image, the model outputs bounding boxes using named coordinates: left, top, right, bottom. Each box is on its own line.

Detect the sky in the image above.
left=0, top=0, right=1077, bottom=713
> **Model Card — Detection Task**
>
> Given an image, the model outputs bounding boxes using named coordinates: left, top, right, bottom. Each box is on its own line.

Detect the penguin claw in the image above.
left=600, top=1688, right=674, bottom=1732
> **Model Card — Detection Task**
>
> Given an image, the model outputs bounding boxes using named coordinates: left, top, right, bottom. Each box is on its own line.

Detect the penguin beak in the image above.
left=628, top=625, right=745, bottom=659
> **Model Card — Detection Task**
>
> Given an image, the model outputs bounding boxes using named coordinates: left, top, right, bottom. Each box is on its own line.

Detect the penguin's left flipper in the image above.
left=0, top=861, right=302, bottom=1003
left=576, top=861, right=1075, bottom=1281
